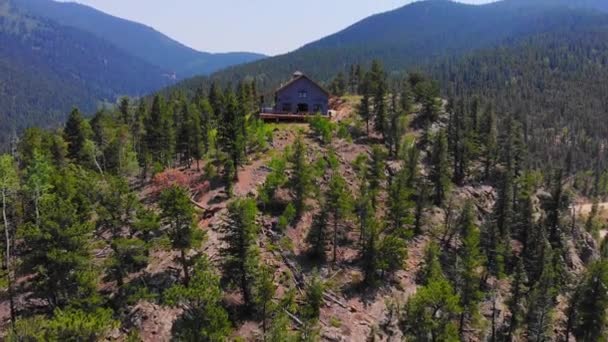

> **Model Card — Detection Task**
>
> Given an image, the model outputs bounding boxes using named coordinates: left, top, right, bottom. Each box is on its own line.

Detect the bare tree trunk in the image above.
left=2, top=190, right=16, bottom=328
left=491, top=293, right=498, bottom=342
left=34, top=188, right=41, bottom=226
left=180, top=249, right=190, bottom=286
left=333, top=214, right=338, bottom=265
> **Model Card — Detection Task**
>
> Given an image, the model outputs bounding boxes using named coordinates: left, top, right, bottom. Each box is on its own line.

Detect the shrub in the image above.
left=152, top=169, right=189, bottom=195
left=277, top=203, right=297, bottom=231
left=308, top=115, right=335, bottom=144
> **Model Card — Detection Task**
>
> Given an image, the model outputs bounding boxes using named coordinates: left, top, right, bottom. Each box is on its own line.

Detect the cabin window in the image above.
left=298, top=91, right=308, bottom=98
left=313, top=104, right=322, bottom=113
left=282, top=103, right=292, bottom=112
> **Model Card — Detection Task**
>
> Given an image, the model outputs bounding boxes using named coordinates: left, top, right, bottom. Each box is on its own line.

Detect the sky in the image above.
left=58, top=0, right=495, bottom=56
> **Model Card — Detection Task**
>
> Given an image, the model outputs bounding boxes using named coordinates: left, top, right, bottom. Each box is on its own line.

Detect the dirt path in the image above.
left=573, top=202, right=608, bottom=240
left=573, top=202, right=608, bottom=217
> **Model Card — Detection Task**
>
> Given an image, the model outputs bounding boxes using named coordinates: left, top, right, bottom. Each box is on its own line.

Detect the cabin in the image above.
left=260, top=71, right=330, bottom=121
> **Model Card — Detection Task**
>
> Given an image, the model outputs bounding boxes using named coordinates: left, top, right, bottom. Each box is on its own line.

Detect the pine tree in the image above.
left=159, top=186, right=204, bottom=285
left=165, top=256, right=232, bottom=341
left=520, top=198, right=545, bottom=283
left=387, top=92, right=402, bottom=156
left=98, top=177, right=148, bottom=287
left=199, top=98, right=213, bottom=156
left=413, top=181, right=429, bottom=236
left=388, top=165, right=414, bottom=238
left=255, top=265, right=277, bottom=337
left=430, top=131, right=451, bottom=206
left=417, top=80, right=441, bottom=129
left=349, top=64, right=358, bottom=94
left=189, top=104, right=204, bottom=170
left=362, top=214, right=380, bottom=285
left=144, top=95, right=170, bottom=167
left=20, top=192, right=99, bottom=309
left=237, top=81, right=252, bottom=152
left=64, top=108, right=89, bottom=161
left=118, top=97, right=131, bottom=125
left=326, top=173, right=353, bottom=264
left=370, top=61, right=387, bottom=139
left=133, top=100, right=148, bottom=176
left=526, top=241, right=558, bottom=342
left=223, top=158, right=236, bottom=197
left=176, top=102, right=192, bottom=166
left=208, top=82, right=224, bottom=121
left=506, top=257, right=528, bottom=341
left=355, top=65, right=364, bottom=95
left=377, top=233, right=407, bottom=279
left=330, top=72, right=347, bottom=97
left=367, top=145, right=386, bottom=209
left=402, top=244, right=461, bottom=341
left=419, top=243, right=443, bottom=285
left=359, top=75, right=372, bottom=136
left=289, top=136, right=313, bottom=217
left=355, top=175, right=374, bottom=249
left=400, top=77, right=413, bottom=114
left=483, top=221, right=506, bottom=279
left=307, top=198, right=330, bottom=261
left=494, top=169, right=514, bottom=252
left=302, top=271, right=324, bottom=321
left=218, top=89, right=245, bottom=174
left=571, top=260, right=608, bottom=341
left=547, top=170, right=564, bottom=249
left=221, top=198, right=261, bottom=310
left=481, top=104, right=497, bottom=180
left=267, top=310, right=297, bottom=342
left=456, top=202, right=484, bottom=337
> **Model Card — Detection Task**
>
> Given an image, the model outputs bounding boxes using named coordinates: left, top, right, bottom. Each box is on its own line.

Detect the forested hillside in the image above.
left=2, top=61, right=608, bottom=340
left=429, top=29, right=608, bottom=176
left=13, top=0, right=266, bottom=78
left=170, top=0, right=608, bottom=97
left=0, top=0, right=171, bottom=147
left=3, top=0, right=608, bottom=340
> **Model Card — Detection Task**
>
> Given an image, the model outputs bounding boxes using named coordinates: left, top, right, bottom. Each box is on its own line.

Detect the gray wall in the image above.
left=275, top=78, right=328, bottom=114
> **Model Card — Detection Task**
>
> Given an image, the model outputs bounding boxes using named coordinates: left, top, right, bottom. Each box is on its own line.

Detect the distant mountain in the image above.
left=506, top=0, right=608, bottom=13
left=13, top=0, right=266, bottom=78
left=170, top=0, right=608, bottom=95
left=0, top=0, right=170, bottom=145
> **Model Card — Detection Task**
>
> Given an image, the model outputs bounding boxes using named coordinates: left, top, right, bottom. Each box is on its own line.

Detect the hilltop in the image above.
left=1, top=66, right=606, bottom=340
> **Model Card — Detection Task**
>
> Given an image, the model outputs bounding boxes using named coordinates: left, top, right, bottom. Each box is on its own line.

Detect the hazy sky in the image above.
left=58, top=0, right=495, bottom=55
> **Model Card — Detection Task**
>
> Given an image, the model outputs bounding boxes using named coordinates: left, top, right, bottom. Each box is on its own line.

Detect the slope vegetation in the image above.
left=429, top=28, right=608, bottom=172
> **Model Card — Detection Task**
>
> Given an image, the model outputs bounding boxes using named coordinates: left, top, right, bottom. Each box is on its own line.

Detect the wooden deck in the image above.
left=259, top=112, right=329, bottom=122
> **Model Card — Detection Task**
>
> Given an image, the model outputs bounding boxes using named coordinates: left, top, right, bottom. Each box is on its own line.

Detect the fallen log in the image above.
left=323, top=292, right=348, bottom=309
left=284, top=309, right=303, bottom=327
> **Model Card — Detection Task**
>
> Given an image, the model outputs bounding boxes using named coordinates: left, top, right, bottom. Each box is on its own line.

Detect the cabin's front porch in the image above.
left=259, top=108, right=330, bottom=122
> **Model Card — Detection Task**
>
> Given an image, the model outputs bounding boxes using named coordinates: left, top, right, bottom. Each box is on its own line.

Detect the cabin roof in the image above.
left=275, top=72, right=330, bottom=97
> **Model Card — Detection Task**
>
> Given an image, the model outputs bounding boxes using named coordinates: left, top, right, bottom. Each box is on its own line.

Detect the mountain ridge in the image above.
left=0, top=0, right=172, bottom=145
left=13, top=0, right=266, bottom=78
left=168, top=0, right=608, bottom=96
